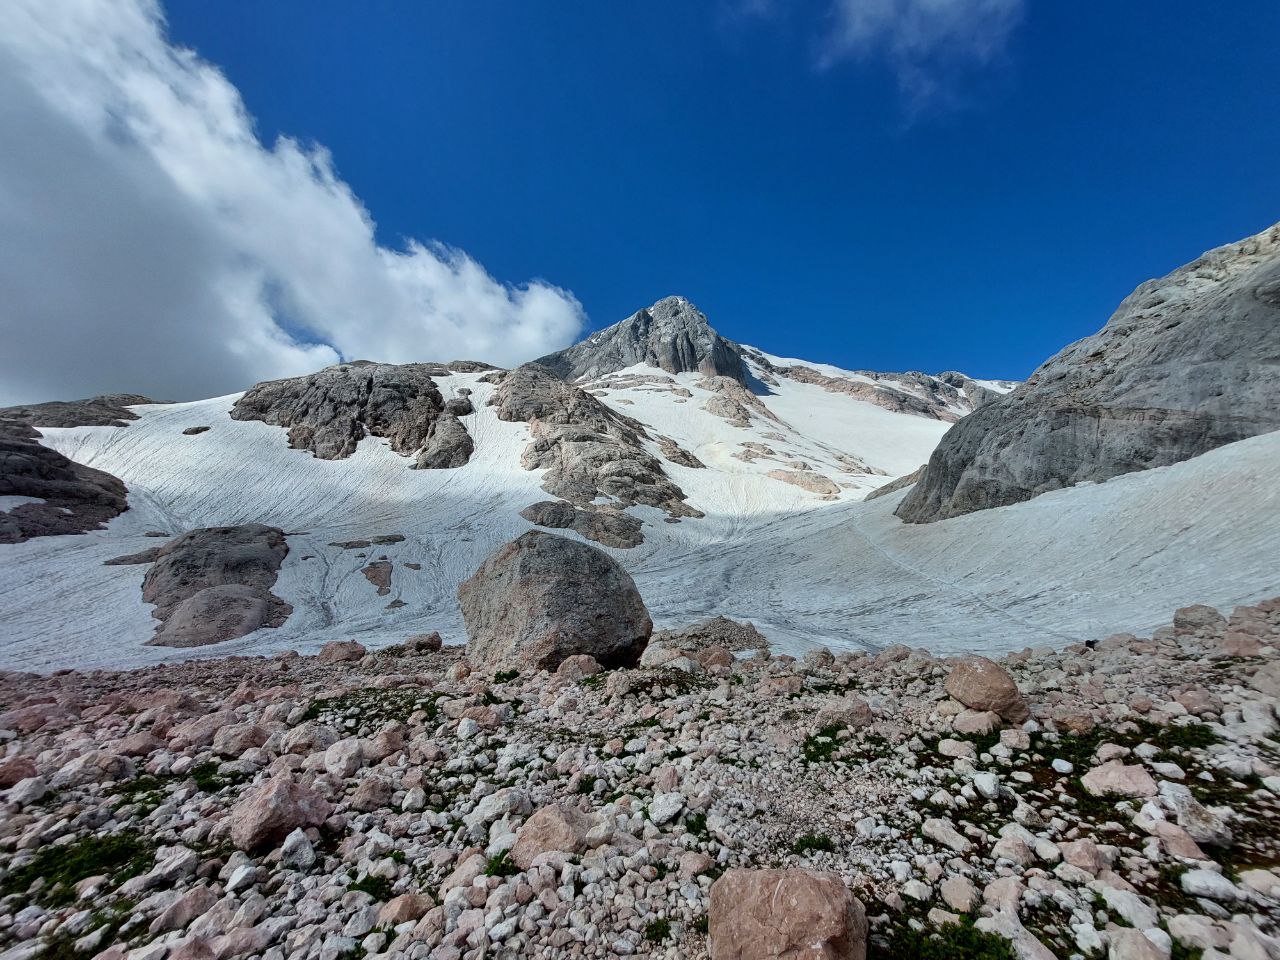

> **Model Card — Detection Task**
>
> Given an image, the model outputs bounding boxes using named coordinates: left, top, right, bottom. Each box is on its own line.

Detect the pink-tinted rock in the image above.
left=510, top=803, right=595, bottom=870
left=228, top=774, right=333, bottom=851
left=317, top=640, right=367, bottom=662
left=709, top=868, right=867, bottom=960
left=0, top=755, right=37, bottom=788
left=1080, top=760, right=1157, bottom=798
left=945, top=656, right=1029, bottom=722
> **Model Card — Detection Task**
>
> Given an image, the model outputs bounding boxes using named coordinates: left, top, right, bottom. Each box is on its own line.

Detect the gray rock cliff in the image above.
left=897, top=222, right=1280, bottom=523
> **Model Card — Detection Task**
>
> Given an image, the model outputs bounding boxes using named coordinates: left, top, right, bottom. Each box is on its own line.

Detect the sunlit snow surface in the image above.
left=2, top=366, right=1277, bottom=672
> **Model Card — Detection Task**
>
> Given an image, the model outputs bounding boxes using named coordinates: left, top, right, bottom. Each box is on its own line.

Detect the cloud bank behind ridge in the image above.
left=0, top=0, right=585, bottom=405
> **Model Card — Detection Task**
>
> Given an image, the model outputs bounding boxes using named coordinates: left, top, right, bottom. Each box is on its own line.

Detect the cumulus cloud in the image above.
left=0, top=0, right=584, bottom=405
left=819, top=0, right=1024, bottom=110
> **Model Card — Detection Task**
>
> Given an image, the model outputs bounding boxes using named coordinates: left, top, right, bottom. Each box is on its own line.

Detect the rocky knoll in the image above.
left=457, top=530, right=652, bottom=670
left=0, top=594, right=1276, bottom=959
left=231, top=361, right=475, bottom=468
left=490, top=363, right=701, bottom=520
left=535, top=296, right=746, bottom=385
left=898, top=222, right=1280, bottom=523
left=0, top=394, right=151, bottom=428
left=109, top=524, right=293, bottom=647
left=0, top=418, right=129, bottom=544
left=518, top=500, right=645, bottom=549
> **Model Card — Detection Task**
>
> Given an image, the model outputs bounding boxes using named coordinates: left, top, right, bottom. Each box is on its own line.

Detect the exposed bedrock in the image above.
left=519, top=500, right=645, bottom=549
left=457, top=530, right=652, bottom=671
left=898, top=222, right=1280, bottom=523
left=131, top=524, right=293, bottom=647
left=491, top=363, right=702, bottom=520
left=535, top=295, right=746, bottom=384
left=0, top=393, right=151, bottom=428
left=231, top=361, right=473, bottom=468
left=0, top=419, right=129, bottom=544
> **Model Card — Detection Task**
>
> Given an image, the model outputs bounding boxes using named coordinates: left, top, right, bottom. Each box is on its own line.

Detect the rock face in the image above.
left=898, top=222, right=1280, bottom=523
left=231, top=361, right=473, bottom=468
left=944, top=656, right=1029, bottom=722
left=535, top=296, right=746, bottom=384
left=708, top=868, right=867, bottom=960
left=0, top=420, right=129, bottom=544
left=135, top=524, right=293, bottom=647
left=0, top=394, right=151, bottom=428
left=457, top=531, right=652, bottom=670
left=490, top=363, right=700, bottom=520
left=519, top=500, right=644, bottom=549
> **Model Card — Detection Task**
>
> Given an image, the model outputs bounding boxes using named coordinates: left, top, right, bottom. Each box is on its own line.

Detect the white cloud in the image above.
left=0, top=0, right=584, bottom=405
left=820, top=0, right=1024, bottom=110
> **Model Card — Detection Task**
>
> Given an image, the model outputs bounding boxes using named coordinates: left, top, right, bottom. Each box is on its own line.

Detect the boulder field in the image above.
left=0, top=593, right=1278, bottom=959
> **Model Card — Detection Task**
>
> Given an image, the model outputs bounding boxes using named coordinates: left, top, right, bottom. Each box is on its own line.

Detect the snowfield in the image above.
left=1, top=361, right=1277, bottom=672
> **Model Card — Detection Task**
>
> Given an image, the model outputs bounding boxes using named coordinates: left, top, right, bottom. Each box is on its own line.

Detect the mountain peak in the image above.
left=535, top=296, right=746, bottom=383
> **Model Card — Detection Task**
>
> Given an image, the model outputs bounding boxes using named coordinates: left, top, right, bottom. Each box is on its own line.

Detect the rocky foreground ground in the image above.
left=1, top=601, right=1279, bottom=960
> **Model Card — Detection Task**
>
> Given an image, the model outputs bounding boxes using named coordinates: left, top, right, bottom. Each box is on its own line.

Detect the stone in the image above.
left=457, top=531, right=652, bottom=670
left=648, top=793, right=685, bottom=826
left=1080, top=760, right=1157, bottom=798
left=519, top=500, right=645, bottom=549
left=140, top=525, right=292, bottom=647
left=318, top=640, right=366, bottom=663
left=0, top=756, right=37, bottom=788
left=1180, top=869, right=1241, bottom=902
left=815, top=695, right=874, bottom=730
left=897, top=222, right=1280, bottom=522
left=378, top=894, right=434, bottom=926
left=1173, top=604, right=1225, bottom=634
left=766, top=469, right=841, bottom=497
left=279, top=828, right=316, bottom=870
left=510, top=804, right=595, bottom=869
left=954, top=709, right=1002, bottom=735
left=708, top=868, right=867, bottom=960
left=1107, top=929, right=1168, bottom=960
left=944, top=657, right=1029, bottom=722
left=939, top=875, right=976, bottom=912
left=922, top=818, right=973, bottom=854
left=228, top=774, right=333, bottom=851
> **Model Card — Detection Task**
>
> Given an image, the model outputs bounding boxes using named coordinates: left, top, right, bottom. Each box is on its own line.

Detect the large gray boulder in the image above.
left=137, top=524, right=293, bottom=646
left=0, top=419, right=129, bottom=544
left=457, top=531, right=652, bottom=670
left=898, top=222, right=1280, bottom=523
left=232, top=360, right=473, bottom=467
left=535, top=296, right=746, bottom=384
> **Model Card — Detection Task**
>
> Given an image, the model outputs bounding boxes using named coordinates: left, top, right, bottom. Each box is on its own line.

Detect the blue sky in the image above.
left=159, top=1, right=1280, bottom=379
left=3, top=2, right=1278, bottom=404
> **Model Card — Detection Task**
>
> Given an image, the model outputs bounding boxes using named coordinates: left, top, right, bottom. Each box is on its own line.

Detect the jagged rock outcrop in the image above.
left=0, top=419, right=129, bottom=544
left=698, top=376, right=783, bottom=428
left=0, top=394, right=151, bottom=428
left=231, top=361, right=474, bottom=468
left=535, top=296, right=746, bottom=384
left=519, top=500, right=644, bottom=549
left=490, top=363, right=701, bottom=519
left=457, top=530, right=652, bottom=670
left=898, top=223, right=1280, bottom=523
left=131, top=524, right=293, bottom=647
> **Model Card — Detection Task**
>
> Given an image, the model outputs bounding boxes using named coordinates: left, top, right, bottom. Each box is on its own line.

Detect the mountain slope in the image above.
left=1, top=287, right=1276, bottom=673
left=898, top=221, right=1280, bottom=523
